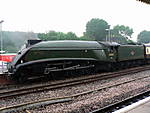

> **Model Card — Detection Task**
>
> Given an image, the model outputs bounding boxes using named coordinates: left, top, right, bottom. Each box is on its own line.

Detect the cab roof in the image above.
left=98, top=41, right=120, bottom=47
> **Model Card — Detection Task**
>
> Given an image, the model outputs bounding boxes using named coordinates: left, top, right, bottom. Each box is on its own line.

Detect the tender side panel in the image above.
left=117, top=45, right=144, bottom=61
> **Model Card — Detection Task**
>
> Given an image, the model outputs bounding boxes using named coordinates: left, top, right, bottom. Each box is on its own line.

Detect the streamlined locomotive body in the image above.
left=7, top=40, right=148, bottom=83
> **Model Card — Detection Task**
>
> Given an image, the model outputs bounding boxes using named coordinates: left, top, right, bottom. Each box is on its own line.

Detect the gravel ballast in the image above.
left=0, top=70, right=150, bottom=112
left=28, top=78, right=150, bottom=113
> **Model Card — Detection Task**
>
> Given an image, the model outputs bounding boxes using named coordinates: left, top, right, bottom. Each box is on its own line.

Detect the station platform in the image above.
left=127, top=101, right=150, bottom=113
left=113, top=96, right=150, bottom=113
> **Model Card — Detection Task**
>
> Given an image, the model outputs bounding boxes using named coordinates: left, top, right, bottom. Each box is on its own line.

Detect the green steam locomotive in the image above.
left=7, top=40, right=150, bottom=83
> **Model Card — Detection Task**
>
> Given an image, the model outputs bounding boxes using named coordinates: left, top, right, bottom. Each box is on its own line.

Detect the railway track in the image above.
left=0, top=71, right=150, bottom=113
left=0, top=65, right=150, bottom=99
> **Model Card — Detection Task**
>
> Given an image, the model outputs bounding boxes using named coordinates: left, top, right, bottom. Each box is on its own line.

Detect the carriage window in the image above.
left=147, top=48, right=149, bottom=53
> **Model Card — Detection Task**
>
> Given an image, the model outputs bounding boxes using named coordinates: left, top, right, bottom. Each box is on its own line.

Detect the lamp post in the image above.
left=106, top=29, right=111, bottom=42
left=106, top=27, right=112, bottom=42
left=0, top=20, right=4, bottom=73
left=106, top=25, right=111, bottom=42
left=109, top=28, right=111, bottom=42
left=0, top=20, right=4, bottom=53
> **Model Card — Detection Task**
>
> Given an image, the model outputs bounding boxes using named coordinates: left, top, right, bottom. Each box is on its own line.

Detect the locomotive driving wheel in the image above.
left=14, top=70, right=28, bottom=83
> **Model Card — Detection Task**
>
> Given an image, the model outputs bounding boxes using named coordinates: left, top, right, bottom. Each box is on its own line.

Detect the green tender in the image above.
left=117, top=45, right=144, bottom=61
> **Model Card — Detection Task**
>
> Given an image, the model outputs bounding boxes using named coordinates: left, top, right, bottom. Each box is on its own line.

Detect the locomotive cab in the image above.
left=98, top=41, right=120, bottom=62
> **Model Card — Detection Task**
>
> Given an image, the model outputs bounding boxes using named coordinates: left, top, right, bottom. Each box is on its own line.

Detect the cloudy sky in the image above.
left=0, top=0, right=150, bottom=40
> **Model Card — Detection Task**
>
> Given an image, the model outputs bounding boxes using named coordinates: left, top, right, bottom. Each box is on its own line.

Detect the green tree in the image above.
left=137, top=30, right=150, bottom=43
left=112, top=25, right=133, bottom=38
left=111, top=25, right=134, bottom=44
left=57, top=32, right=66, bottom=40
left=38, top=31, right=59, bottom=40
left=79, top=35, right=94, bottom=41
left=85, top=18, right=109, bottom=41
left=2, top=34, right=17, bottom=52
left=46, top=31, right=59, bottom=40
left=38, top=30, right=96, bottom=41
left=38, top=33, right=47, bottom=40
left=65, top=32, right=78, bottom=40
left=38, top=31, right=79, bottom=40
left=2, top=31, right=38, bottom=52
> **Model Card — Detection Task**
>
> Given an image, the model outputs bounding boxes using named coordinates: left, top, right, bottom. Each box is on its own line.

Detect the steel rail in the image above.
left=1, top=65, right=150, bottom=90
left=0, top=73, right=149, bottom=113
left=0, top=97, right=72, bottom=113
left=0, top=65, right=150, bottom=99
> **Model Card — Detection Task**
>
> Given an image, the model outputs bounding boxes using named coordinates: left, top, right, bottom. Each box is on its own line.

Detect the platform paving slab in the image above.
left=127, top=101, right=150, bottom=113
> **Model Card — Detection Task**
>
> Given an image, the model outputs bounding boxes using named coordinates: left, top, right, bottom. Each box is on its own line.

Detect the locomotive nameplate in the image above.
left=108, top=53, right=114, bottom=56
